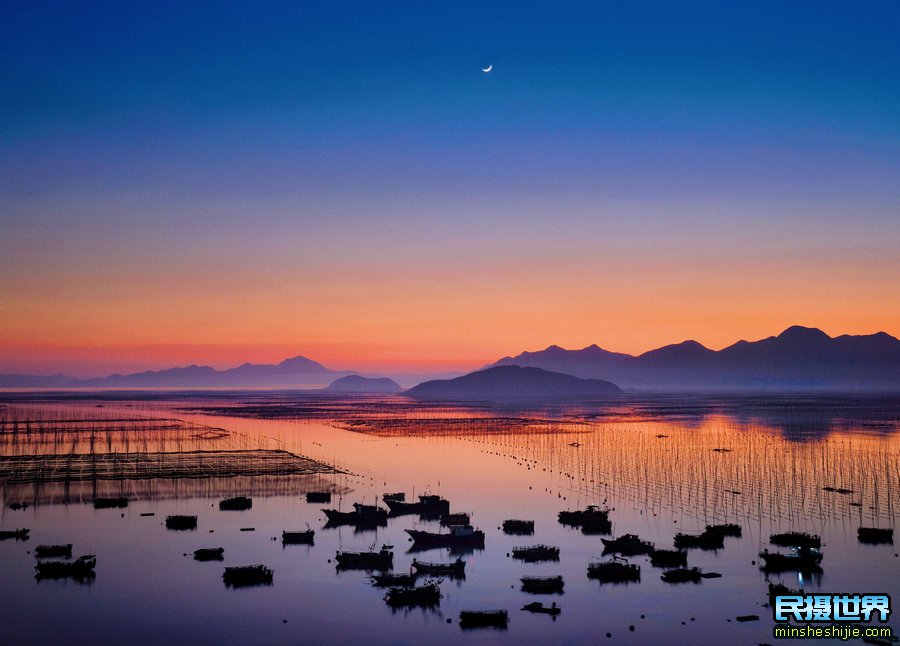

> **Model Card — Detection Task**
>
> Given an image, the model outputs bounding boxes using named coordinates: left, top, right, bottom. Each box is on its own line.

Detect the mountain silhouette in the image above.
left=490, top=326, right=900, bottom=391
left=405, top=366, right=622, bottom=400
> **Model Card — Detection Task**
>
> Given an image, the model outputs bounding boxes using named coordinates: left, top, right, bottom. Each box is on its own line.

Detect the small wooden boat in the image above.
left=502, top=519, right=535, bottom=535
left=384, top=580, right=442, bottom=608
left=522, top=602, right=560, bottom=616
left=512, top=544, right=560, bottom=562
left=93, top=497, right=128, bottom=509
left=661, top=567, right=703, bottom=583
left=587, top=559, right=640, bottom=584
left=520, top=575, right=564, bottom=593
left=650, top=549, right=688, bottom=568
left=219, top=496, right=252, bottom=511
left=165, top=515, right=198, bottom=530
left=282, top=530, right=315, bottom=545
left=673, top=531, right=724, bottom=550
left=601, top=534, right=654, bottom=556
left=194, top=547, right=224, bottom=561
left=459, top=609, right=509, bottom=629
left=35, top=555, right=96, bottom=580
left=305, top=491, right=331, bottom=504
left=335, top=545, right=393, bottom=571
left=759, top=547, right=823, bottom=572
left=411, top=558, right=465, bottom=576
left=857, top=527, right=893, bottom=544
left=371, top=572, right=418, bottom=587
left=769, top=532, right=821, bottom=548
left=558, top=505, right=610, bottom=534
left=34, top=544, right=73, bottom=559
left=0, top=528, right=30, bottom=541
left=705, top=523, right=742, bottom=537
left=406, top=525, right=484, bottom=547
left=386, top=494, right=450, bottom=518
left=223, top=564, right=273, bottom=587
left=440, top=513, right=470, bottom=527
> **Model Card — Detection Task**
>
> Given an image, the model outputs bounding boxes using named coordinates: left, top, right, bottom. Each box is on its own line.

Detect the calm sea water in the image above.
left=0, top=393, right=897, bottom=645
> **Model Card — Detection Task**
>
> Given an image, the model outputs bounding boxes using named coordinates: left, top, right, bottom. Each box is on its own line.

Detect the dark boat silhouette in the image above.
left=93, top=497, right=128, bottom=509
left=335, top=545, right=393, bottom=571
left=440, top=513, right=470, bottom=526
left=165, top=515, right=198, bottom=530
left=383, top=492, right=405, bottom=502
left=459, top=609, right=509, bottom=629
left=857, top=527, right=893, bottom=544
left=223, top=564, right=273, bottom=587
left=306, top=491, right=331, bottom=504
left=502, top=519, right=535, bottom=535
left=383, top=580, right=442, bottom=608
left=674, top=531, right=724, bottom=550
left=406, top=525, right=484, bottom=547
left=411, top=558, right=465, bottom=576
left=769, top=532, right=821, bottom=548
left=34, top=544, right=73, bottom=559
left=601, top=534, right=654, bottom=556
left=661, top=567, right=703, bottom=583
left=587, top=559, right=640, bottom=583
left=511, top=544, right=560, bottom=562
left=0, top=528, right=30, bottom=541
left=35, top=555, right=96, bottom=581
left=705, top=523, right=742, bottom=537
left=282, top=530, right=315, bottom=545
left=386, top=494, right=450, bottom=518
left=760, top=547, right=823, bottom=572
left=521, top=575, right=564, bottom=594
left=323, top=503, right=388, bottom=527
left=522, top=601, right=560, bottom=616
left=557, top=505, right=609, bottom=528
left=219, top=496, right=252, bottom=511
left=650, top=549, right=688, bottom=568
left=193, top=547, right=224, bottom=561
left=371, top=572, right=418, bottom=587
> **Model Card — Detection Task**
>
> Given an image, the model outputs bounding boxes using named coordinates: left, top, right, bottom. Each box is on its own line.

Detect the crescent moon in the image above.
left=482, top=65, right=492, bottom=73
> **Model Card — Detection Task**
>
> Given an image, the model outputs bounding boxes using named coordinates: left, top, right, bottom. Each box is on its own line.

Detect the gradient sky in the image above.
left=2, top=1, right=899, bottom=376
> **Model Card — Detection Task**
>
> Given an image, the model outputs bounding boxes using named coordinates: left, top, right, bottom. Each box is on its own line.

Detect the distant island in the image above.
left=324, top=375, right=402, bottom=393
left=404, top=366, right=622, bottom=400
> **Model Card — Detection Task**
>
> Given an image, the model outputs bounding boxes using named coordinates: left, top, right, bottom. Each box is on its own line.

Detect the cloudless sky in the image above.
left=2, top=1, right=899, bottom=376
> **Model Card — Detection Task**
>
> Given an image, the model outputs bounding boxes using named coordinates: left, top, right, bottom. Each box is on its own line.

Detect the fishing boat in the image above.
left=165, top=515, right=197, bottom=530
left=305, top=491, right=331, bottom=504
left=405, top=524, right=485, bottom=547
left=769, top=532, right=821, bottom=548
left=558, top=505, right=610, bottom=530
left=649, top=549, right=688, bottom=568
left=282, top=530, right=315, bottom=545
left=440, top=513, right=470, bottom=526
left=93, top=497, right=128, bottom=509
left=759, top=546, right=823, bottom=572
left=705, top=523, right=742, bottom=537
left=383, top=492, right=405, bottom=502
left=193, top=547, right=225, bottom=561
left=601, top=534, right=654, bottom=556
left=522, top=602, right=560, bottom=616
left=673, top=531, right=724, bottom=550
left=323, top=503, right=388, bottom=526
left=411, top=558, right=465, bottom=576
left=222, top=564, right=273, bottom=587
left=35, top=555, right=96, bottom=580
left=0, top=528, right=30, bottom=541
left=386, top=494, right=450, bottom=518
left=502, top=519, right=535, bottom=535
left=371, top=572, right=418, bottom=587
left=383, top=580, right=442, bottom=608
left=34, top=544, right=73, bottom=559
left=335, top=545, right=393, bottom=570
left=661, top=567, right=703, bottom=583
left=511, top=544, right=560, bottom=562
left=587, top=559, right=641, bottom=584
left=459, top=609, right=509, bottom=629
left=219, top=496, right=252, bottom=511
left=520, top=575, right=564, bottom=593
left=857, top=527, right=893, bottom=544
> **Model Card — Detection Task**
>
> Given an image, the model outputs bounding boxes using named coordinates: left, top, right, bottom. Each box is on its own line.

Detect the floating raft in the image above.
left=0, top=449, right=339, bottom=484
